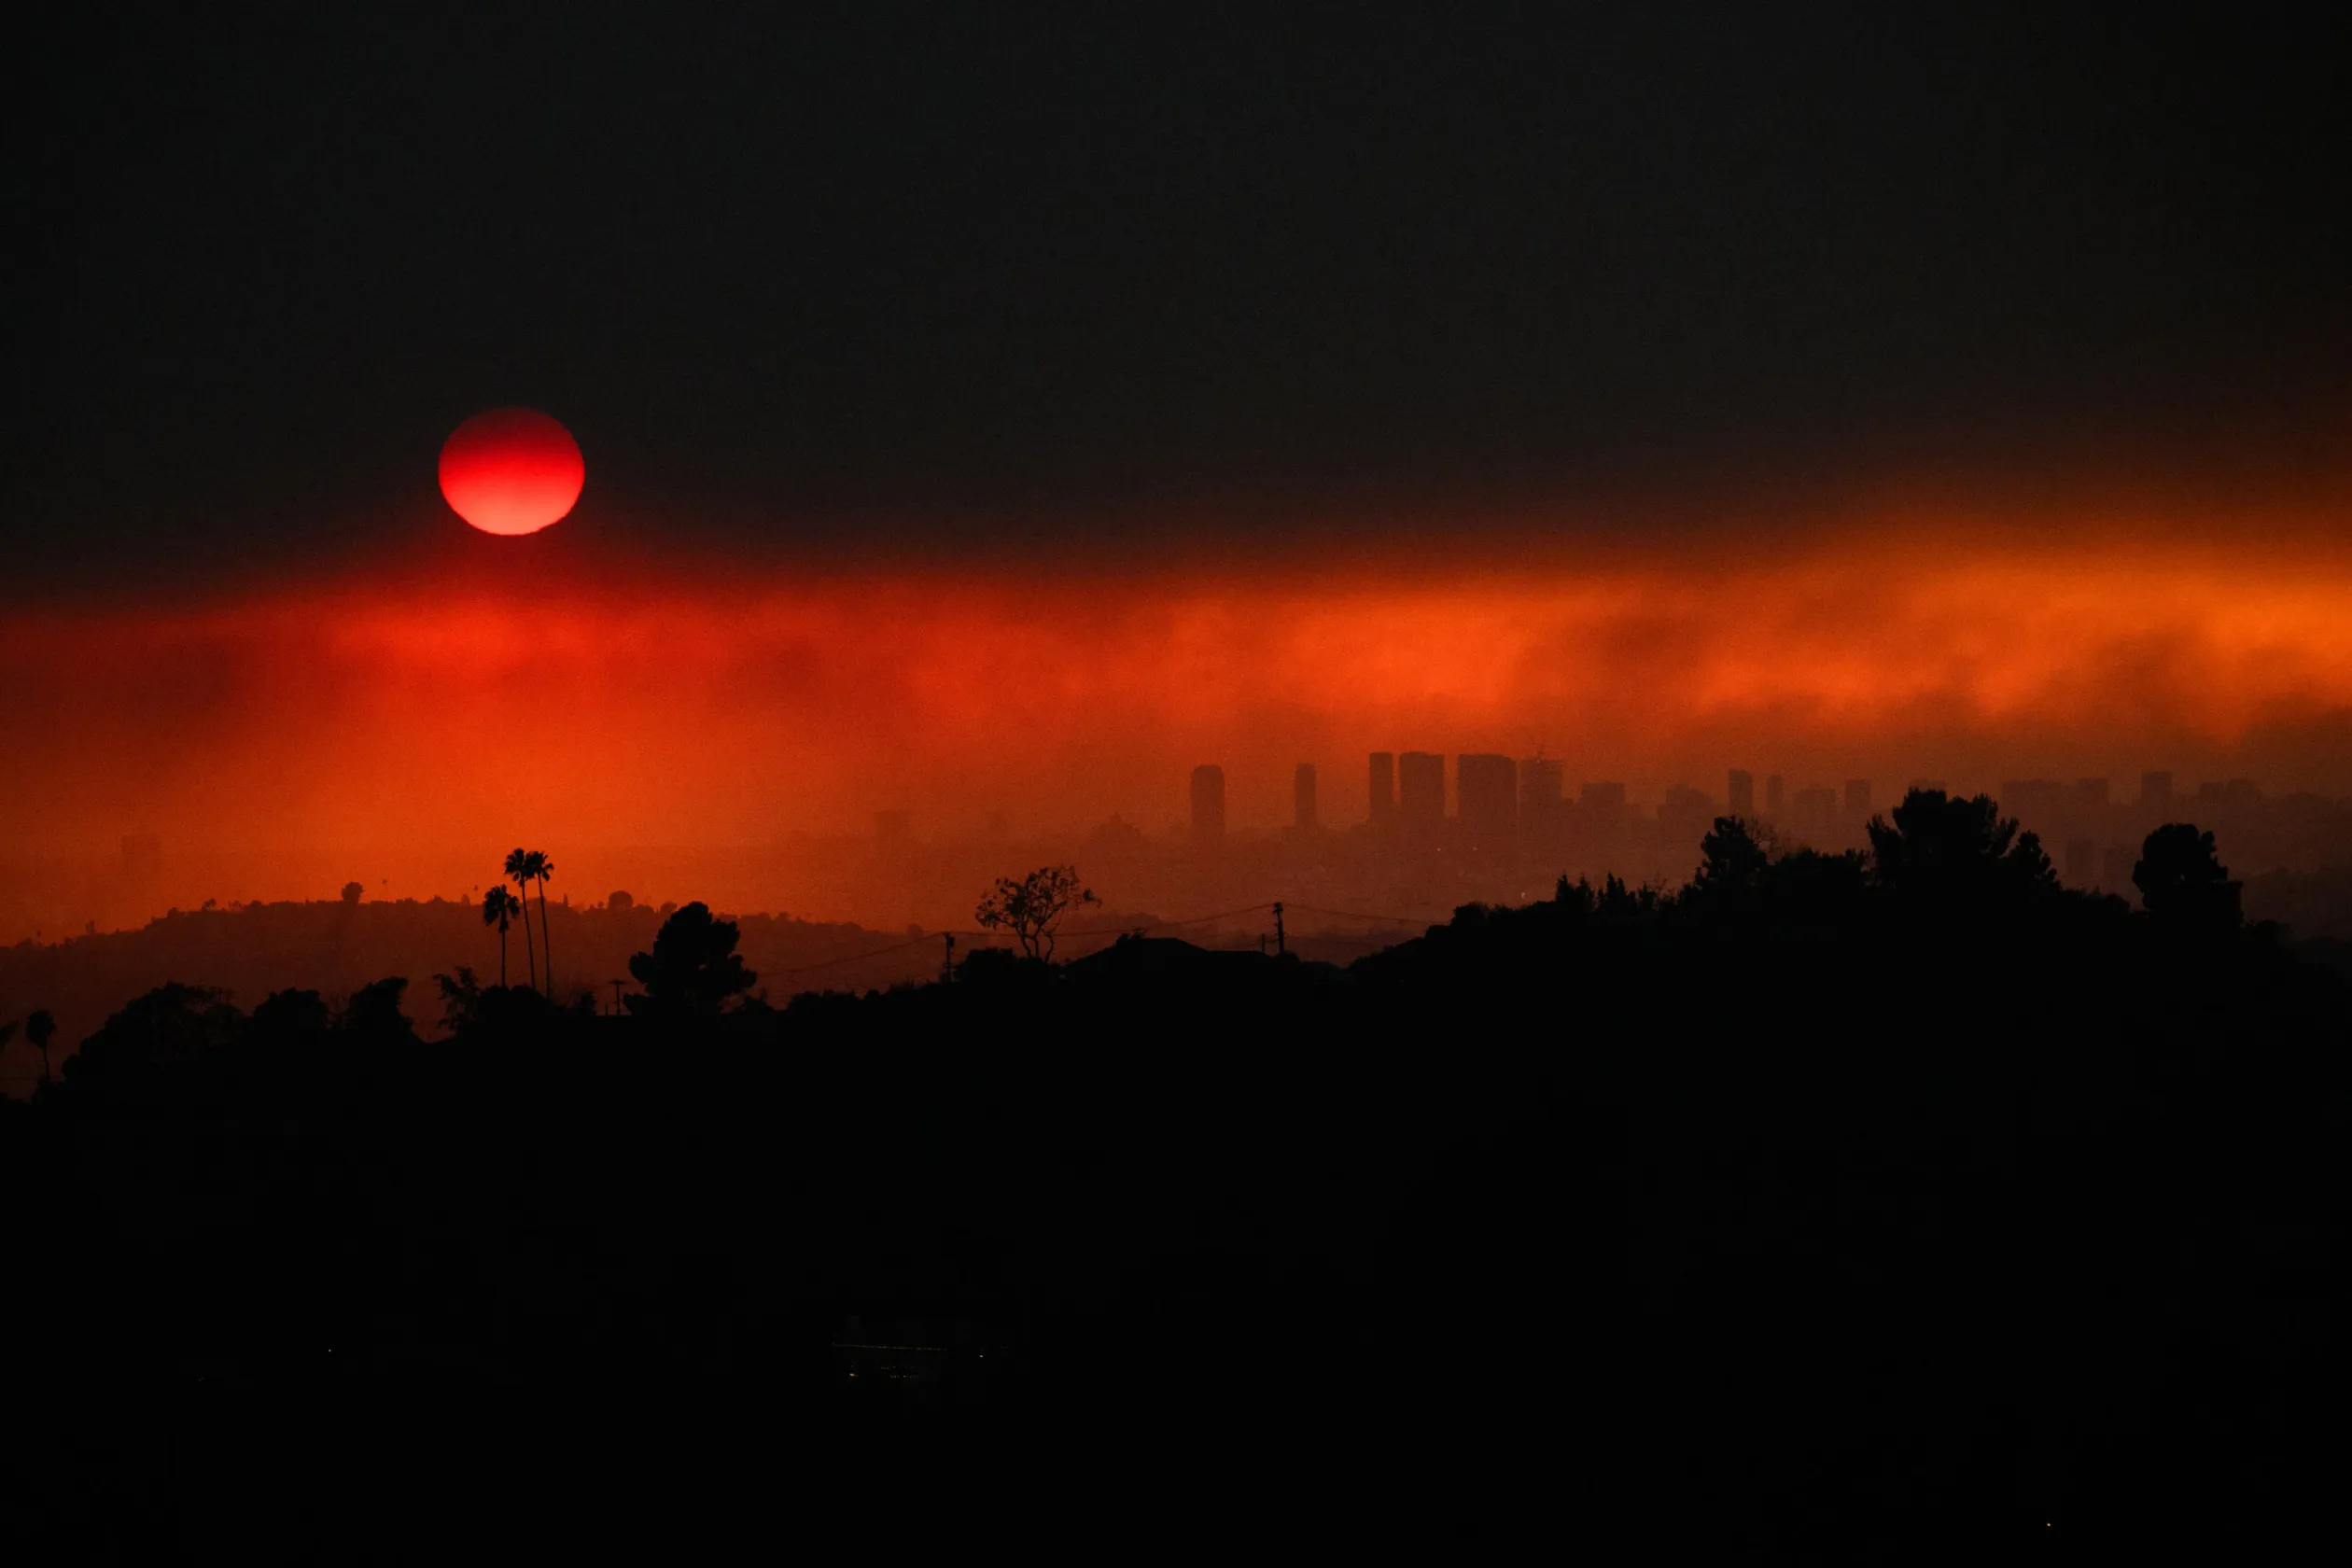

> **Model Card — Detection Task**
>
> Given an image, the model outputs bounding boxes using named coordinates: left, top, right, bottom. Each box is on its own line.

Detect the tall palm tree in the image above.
left=503, top=847, right=539, bottom=991
left=524, top=850, right=556, bottom=1000
left=482, top=886, right=522, bottom=987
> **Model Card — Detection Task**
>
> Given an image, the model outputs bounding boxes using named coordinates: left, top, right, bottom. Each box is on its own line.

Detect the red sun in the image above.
left=439, top=407, right=585, bottom=536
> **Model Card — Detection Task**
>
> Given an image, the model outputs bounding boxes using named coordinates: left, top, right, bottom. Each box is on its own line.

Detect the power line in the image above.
left=1280, top=902, right=1430, bottom=926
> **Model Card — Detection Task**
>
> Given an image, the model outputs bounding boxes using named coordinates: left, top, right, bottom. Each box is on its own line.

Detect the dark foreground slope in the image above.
left=5, top=847, right=2349, bottom=1556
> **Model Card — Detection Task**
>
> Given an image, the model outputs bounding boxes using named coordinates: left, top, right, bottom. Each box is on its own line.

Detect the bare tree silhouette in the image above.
left=26, top=1010, right=55, bottom=1085
left=503, top=847, right=539, bottom=991
left=482, top=886, right=522, bottom=987
left=975, top=865, right=1099, bottom=961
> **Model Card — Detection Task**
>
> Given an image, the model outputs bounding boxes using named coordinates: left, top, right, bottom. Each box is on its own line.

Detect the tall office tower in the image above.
left=1457, top=754, right=1519, bottom=847
left=2141, top=771, right=2174, bottom=809
left=1294, top=763, right=1319, bottom=831
left=1765, top=774, right=1785, bottom=816
left=2002, top=779, right=2065, bottom=820
left=1519, top=756, right=1563, bottom=820
left=1844, top=779, right=1871, bottom=817
left=1190, top=764, right=1226, bottom=840
left=1398, top=751, right=1446, bottom=841
left=1728, top=769, right=1755, bottom=818
left=1369, top=752, right=1396, bottom=824
left=1579, top=780, right=1629, bottom=814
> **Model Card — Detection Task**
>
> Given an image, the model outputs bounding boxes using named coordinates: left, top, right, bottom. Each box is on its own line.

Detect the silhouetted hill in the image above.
left=0, top=896, right=945, bottom=1091
left=6, top=804, right=2347, bottom=1551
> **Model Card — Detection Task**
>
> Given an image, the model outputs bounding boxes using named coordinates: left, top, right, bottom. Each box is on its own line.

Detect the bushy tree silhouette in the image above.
left=503, top=847, right=539, bottom=992
left=1867, top=789, right=2057, bottom=911
left=341, top=880, right=365, bottom=905
left=341, top=977, right=414, bottom=1041
left=975, top=865, right=1099, bottom=960
left=249, top=987, right=331, bottom=1038
left=625, top=903, right=757, bottom=1016
left=2135, top=823, right=2243, bottom=932
left=434, top=969, right=482, bottom=1033
left=64, top=984, right=241, bottom=1084
left=1690, top=815, right=1771, bottom=912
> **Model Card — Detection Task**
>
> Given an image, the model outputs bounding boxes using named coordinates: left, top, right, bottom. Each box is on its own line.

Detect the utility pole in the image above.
left=609, top=979, right=623, bottom=1016
left=941, top=932, right=957, bottom=984
left=1273, top=902, right=1285, bottom=958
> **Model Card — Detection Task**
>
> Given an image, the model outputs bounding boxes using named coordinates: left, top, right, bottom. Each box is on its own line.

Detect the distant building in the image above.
left=1580, top=780, right=1628, bottom=823
left=1190, top=764, right=1226, bottom=840
left=1765, top=775, right=1785, bottom=816
left=1399, top=752, right=1445, bottom=841
left=2065, top=836, right=2096, bottom=887
left=2103, top=843, right=2135, bottom=893
left=2074, top=777, right=2109, bottom=809
left=1843, top=779, right=1870, bottom=818
left=1368, top=752, right=1395, bottom=826
left=1457, top=754, right=1518, bottom=847
left=1086, top=814, right=1148, bottom=857
left=1294, top=763, right=1319, bottom=831
left=1792, top=786, right=1837, bottom=835
left=1519, top=756, right=1563, bottom=819
left=1659, top=785, right=1714, bottom=842
left=2140, top=771, right=2174, bottom=809
left=1727, top=769, right=1755, bottom=818
left=2001, top=779, right=2065, bottom=818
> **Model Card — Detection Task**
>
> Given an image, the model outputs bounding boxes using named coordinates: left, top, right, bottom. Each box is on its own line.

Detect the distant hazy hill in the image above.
left=0, top=898, right=945, bottom=1089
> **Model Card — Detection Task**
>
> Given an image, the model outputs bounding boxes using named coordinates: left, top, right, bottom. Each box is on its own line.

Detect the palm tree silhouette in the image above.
left=482, top=887, right=522, bottom=987
left=503, top=847, right=539, bottom=992
left=524, top=849, right=555, bottom=1000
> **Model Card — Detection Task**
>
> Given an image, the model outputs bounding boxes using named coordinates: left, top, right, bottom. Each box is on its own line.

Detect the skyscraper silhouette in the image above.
left=1191, top=764, right=1226, bottom=841
left=1519, top=756, right=1563, bottom=823
left=1457, top=754, right=1518, bottom=848
left=1399, top=752, right=1445, bottom=844
left=1728, top=768, right=1755, bottom=818
left=1369, top=752, right=1395, bottom=827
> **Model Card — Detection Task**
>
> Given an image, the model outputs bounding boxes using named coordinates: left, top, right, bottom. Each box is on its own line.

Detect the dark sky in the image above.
left=9, top=5, right=2350, bottom=587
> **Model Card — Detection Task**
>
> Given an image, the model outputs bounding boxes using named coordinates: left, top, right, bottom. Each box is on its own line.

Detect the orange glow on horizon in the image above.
left=7, top=533, right=2352, bottom=870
